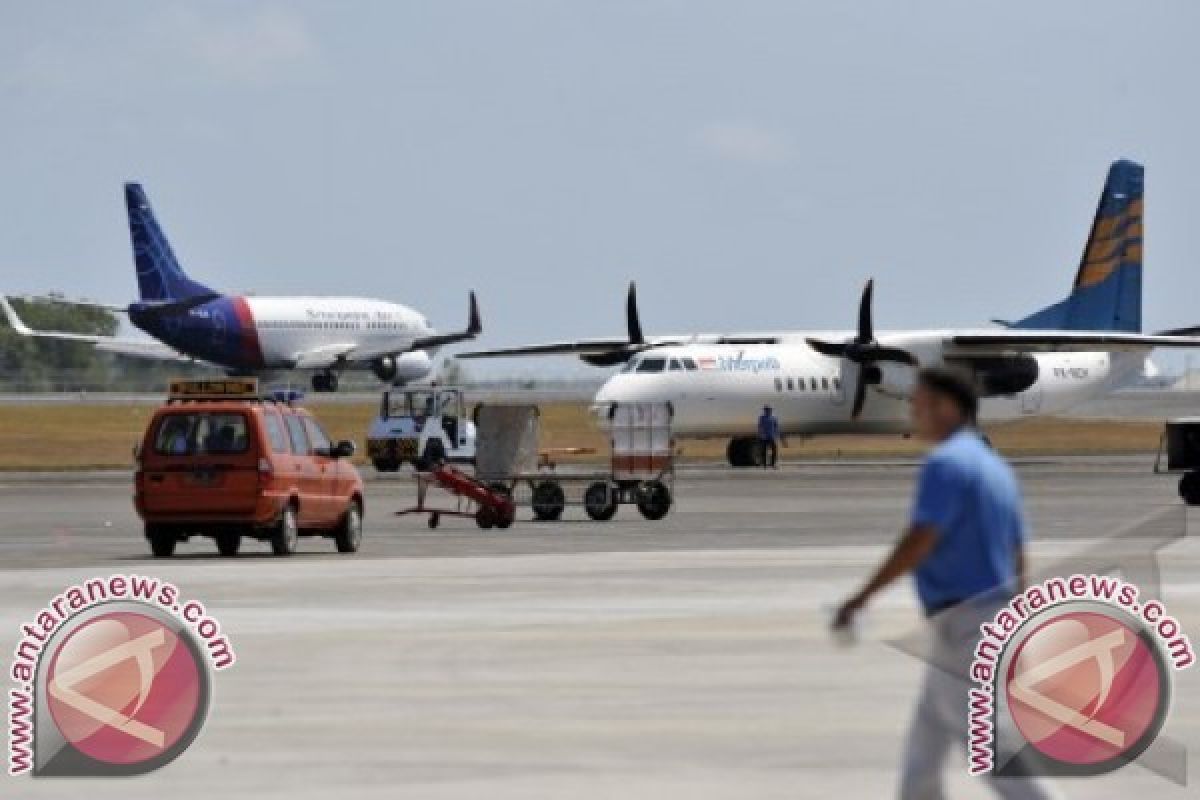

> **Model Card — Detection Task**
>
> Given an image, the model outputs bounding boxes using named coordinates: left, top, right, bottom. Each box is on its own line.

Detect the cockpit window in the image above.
left=636, top=357, right=667, bottom=373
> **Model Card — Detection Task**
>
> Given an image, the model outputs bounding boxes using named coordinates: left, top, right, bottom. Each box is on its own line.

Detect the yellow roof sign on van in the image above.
left=168, top=378, right=259, bottom=401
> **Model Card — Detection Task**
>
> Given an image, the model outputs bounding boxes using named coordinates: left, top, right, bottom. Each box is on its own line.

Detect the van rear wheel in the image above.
left=215, top=531, right=241, bottom=557
left=271, top=505, right=299, bottom=556
left=147, top=525, right=176, bottom=558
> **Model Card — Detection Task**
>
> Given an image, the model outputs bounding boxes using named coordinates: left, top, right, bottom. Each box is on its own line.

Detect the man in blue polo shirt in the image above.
left=833, top=368, right=1058, bottom=800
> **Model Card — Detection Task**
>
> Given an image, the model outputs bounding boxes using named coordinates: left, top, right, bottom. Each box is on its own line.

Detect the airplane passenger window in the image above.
left=636, top=358, right=667, bottom=373
left=774, top=377, right=783, bottom=391
left=797, top=378, right=805, bottom=391
left=822, top=377, right=830, bottom=391
left=833, top=378, right=842, bottom=391
left=810, top=378, right=818, bottom=391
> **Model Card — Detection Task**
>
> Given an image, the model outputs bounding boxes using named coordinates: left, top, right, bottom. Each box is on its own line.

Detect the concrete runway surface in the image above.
left=0, top=457, right=1197, bottom=799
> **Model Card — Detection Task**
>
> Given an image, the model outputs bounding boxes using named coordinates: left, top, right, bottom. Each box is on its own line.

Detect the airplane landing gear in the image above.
left=312, top=371, right=340, bottom=392
left=726, top=436, right=764, bottom=468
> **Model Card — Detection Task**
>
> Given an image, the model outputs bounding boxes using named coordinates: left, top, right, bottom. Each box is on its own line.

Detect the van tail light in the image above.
left=258, top=457, right=274, bottom=485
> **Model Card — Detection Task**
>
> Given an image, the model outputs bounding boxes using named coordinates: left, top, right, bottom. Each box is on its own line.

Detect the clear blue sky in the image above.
left=3, top=1, right=1199, bottom=372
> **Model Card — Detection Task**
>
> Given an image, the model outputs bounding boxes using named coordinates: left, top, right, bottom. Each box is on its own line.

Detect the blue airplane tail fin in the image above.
left=125, top=183, right=215, bottom=303
left=1014, top=160, right=1143, bottom=333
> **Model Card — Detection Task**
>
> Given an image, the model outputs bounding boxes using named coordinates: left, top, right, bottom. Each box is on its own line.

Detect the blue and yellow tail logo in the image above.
left=1016, top=160, right=1143, bottom=333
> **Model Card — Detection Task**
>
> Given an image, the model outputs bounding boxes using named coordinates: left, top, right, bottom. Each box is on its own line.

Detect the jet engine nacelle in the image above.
left=371, top=351, right=433, bottom=384
left=960, top=355, right=1041, bottom=396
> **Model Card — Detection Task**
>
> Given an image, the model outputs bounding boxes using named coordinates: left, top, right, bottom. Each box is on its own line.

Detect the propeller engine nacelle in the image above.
left=372, top=351, right=433, bottom=384
left=959, top=355, right=1040, bottom=397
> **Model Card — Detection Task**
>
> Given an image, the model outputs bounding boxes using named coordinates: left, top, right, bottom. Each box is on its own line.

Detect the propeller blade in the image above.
left=851, top=373, right=869, bottom=418
left=871, top=346, right=918, bottom=366
left=626, top=282, right=644, bottom=345
left=857, top=279, right=875, bottom=343
left=806, top=338, right=849, bottom=358
left=582, top=348, right=640, bottom=367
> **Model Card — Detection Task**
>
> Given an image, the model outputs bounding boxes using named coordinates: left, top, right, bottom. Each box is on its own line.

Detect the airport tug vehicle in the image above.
left=1155, top=418, right=1200, bottom=506
left=366, top=386, right=477, bottom=472
left=395, top=402, right=675, bottom=528
left=134, top=379, right=364, bottom=557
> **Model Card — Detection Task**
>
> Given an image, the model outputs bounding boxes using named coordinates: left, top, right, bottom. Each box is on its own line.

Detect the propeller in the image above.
left=581, top=283, right=650, bottom=366
left=806, top=279, right=917, bottom=418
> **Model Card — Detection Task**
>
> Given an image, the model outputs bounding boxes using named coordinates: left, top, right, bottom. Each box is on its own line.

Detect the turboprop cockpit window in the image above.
left=636, top=358, right=666, bottom=373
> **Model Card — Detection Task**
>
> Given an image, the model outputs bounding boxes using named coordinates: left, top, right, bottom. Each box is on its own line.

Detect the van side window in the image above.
left=284, top=414, right=310, bottom=455
left=682, top=358, right=698, bottom=371
left=302, top=417, right=332, bottom=454
left=668, top=359, right=683, bottom=371
left=263, top=411, right=291, bottom=454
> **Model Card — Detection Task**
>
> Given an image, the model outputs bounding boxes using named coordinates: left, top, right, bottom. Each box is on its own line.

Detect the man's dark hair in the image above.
left=916, top=367, right=978, bottom=423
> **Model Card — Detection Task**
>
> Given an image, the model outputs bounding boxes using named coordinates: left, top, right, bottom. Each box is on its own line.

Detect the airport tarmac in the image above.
left=1, top=457, right=1197, bottom=798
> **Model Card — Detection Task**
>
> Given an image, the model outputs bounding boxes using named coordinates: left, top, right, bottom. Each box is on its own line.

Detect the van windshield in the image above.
left=153, top=412, right=250, bottom=456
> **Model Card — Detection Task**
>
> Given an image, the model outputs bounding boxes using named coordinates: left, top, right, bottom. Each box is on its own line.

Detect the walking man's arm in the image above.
left=832, top=523, right=938, bottom=629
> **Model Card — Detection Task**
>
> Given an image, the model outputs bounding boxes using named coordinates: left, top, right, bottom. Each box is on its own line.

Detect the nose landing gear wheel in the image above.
left=312, top=372, right=340, bottom=392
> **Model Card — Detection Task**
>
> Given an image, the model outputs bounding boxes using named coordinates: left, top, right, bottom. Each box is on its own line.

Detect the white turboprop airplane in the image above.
left=1, top=184, right=481, bottom=391
left=464, top=160, right=1200, bottom=466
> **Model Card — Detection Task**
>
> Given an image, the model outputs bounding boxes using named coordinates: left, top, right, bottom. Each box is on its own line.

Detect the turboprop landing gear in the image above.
left=726, top=436, right=764, bottom=468
left=312, top=371, right=340, bottom=392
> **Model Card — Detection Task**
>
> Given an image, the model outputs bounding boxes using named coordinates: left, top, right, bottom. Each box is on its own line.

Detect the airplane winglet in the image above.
left=0, top=296, right=34, bottom=336
left=467, top=290, right=482, bottom=337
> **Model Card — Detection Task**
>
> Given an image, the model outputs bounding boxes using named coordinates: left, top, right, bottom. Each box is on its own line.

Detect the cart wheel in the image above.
left=373, top=458, right=399, bottom=473
left=636, top=480, right=672, bottom=521
left=428, top=512, right=440, bottom=529
left=532, top=480, right=566, bottom=521
left=495, top=508, right=515, bottom=529
left=584, top=481, right=618, bottom=521
left=476, top=506, right=496, bottom=529
left=1180, top=472, right=1200, bottom=506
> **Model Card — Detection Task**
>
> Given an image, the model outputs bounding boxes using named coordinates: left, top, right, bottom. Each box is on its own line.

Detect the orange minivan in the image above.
left=134, top=380, right=364, bottom=557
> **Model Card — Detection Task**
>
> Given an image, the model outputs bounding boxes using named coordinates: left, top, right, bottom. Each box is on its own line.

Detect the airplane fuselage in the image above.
left=130, top=295, right=433, bottom=372
left=592, top=335, right=1146, bottom=437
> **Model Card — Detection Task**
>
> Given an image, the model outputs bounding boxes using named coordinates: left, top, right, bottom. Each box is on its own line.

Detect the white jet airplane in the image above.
left=463, top=160, right=1200, bottom=466
left=1, top=184, right=481, bottom=391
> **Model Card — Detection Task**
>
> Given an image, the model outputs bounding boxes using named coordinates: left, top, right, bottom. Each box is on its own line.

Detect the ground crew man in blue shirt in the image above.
left=757, top=405, right=780, bottom=468
left=832, top=368, right=1059, bottom=800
